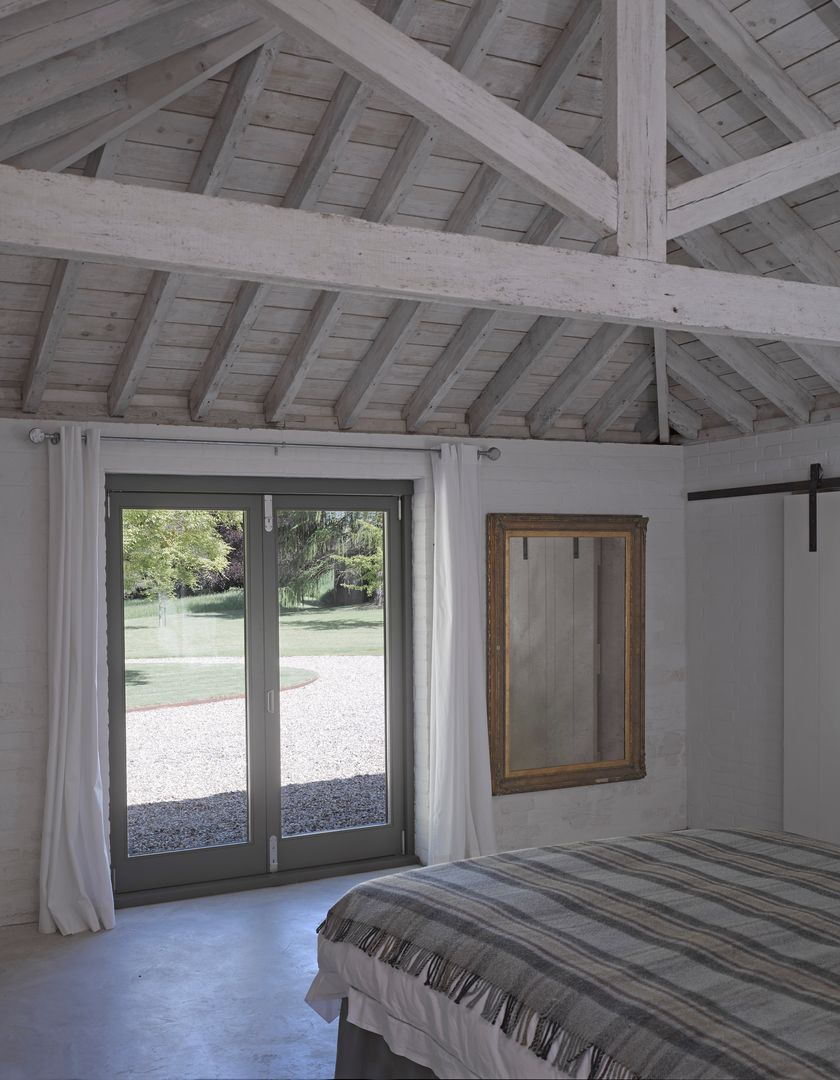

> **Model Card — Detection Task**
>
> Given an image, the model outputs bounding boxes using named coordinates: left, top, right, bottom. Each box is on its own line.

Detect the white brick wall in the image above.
left=685, top=419, right=840, bottom=830
left=0, top=418, right=687, bottom=926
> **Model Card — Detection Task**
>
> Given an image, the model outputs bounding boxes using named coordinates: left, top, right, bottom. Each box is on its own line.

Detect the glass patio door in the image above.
left=107, top=492, right=268, bottom=893
left=107, top=479, right=412, bottom=897
left=266, top=496, right=408, bottom=871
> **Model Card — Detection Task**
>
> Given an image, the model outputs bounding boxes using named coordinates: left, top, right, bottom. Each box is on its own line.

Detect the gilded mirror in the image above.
left=487, top=514, right=646, bottom=794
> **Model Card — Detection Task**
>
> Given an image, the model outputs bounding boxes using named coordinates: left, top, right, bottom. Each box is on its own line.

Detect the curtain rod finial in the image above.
left=480, top=446, right=501, bottom=461
left=29, top=428, right=60, bottom=444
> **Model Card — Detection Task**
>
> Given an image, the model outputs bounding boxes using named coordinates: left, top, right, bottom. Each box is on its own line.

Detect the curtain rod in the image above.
left=27, top=427, right=501, bottom=460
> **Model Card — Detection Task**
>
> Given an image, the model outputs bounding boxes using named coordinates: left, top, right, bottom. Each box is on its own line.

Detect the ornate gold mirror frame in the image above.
left=487, top=513, right=647, bottom=795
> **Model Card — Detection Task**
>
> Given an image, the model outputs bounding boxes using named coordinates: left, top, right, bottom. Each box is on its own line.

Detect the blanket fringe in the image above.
left=318, top=911, right=637, bottom=1080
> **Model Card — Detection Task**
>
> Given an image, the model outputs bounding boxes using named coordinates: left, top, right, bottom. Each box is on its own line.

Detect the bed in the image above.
left=306, top=829, right=840, bottom=1080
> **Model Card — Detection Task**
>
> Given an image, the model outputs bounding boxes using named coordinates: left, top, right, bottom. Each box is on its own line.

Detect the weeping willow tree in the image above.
left=276, top=510, right=383, bottom=607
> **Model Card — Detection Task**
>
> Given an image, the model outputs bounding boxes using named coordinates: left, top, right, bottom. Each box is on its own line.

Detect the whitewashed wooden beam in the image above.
left=694, top=333, right=813, bottom=424
left=667, top=0, right=832, bottom=141
left=668, top=127, right=840, bottom=238
left=527, top=323, right=638, bottom=438
left=21, top=139, right=124, bottom=413
left=653, top=327, right=670, bottom=444
left=665, top=337, right=755, bottom=434
left=635, top=408, right=660, bottom=443
left=0, top=1, right=46, bottom=16
left=12, top=168, right=840, bottom=346
left=0, top=0, right=193, bottom=81
left=0, top=0, right=257, bottom=128
left=668, top=88, right=840, bottom=289
left=189, top=282, right=273, bottom=420
left=263, top=0, right=509, bottom=425
left=108, top=40, right=280, bottom=417
left=252, top=0, right=617, bottom=233
left=336, top=301, right=423, bottom=429
left=667, top=394, right=702, bottom=440
left=446, top=0, right=601, bottom=236
left=677, top=224, right=840, bottom=399
left=583, top=349, right=655, bottom=441
left=602, top=0, right=666, bottom=259
left=5, top=20, right=279, bottom=170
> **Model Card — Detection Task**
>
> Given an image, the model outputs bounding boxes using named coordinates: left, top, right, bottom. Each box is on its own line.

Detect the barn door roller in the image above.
left=688, top=461, right=836, bottom=552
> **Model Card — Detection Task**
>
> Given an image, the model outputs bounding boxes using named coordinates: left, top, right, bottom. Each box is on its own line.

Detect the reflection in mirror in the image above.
left=508, top=536, right=626, bottom=772
left=488, top=514, right=646, bottom=795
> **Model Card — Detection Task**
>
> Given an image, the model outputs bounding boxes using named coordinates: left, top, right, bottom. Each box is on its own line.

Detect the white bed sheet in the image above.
left=307, top=936, right=592, bottom=1080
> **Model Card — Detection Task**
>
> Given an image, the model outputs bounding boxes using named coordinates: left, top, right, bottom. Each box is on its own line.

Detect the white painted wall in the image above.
left=685, top=420, right=840, bottom=831
left=0, top=417, right=687, bottom=927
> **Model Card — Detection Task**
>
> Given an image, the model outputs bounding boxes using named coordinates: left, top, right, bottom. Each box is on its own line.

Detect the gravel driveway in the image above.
left=126, top=654, right=386, bottom=856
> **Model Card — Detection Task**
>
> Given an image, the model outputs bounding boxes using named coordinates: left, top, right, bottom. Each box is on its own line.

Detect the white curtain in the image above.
left=428, top=444, right=496, bottom=864
left=40, top=427, right=114, bottom=934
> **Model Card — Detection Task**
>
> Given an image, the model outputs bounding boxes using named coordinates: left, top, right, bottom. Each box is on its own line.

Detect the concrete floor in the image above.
left=0, top=871, right=380, bottom=1080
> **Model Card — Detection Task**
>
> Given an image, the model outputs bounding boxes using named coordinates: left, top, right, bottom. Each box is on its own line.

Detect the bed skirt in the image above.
left=335, top=999, right=438, bottom=1080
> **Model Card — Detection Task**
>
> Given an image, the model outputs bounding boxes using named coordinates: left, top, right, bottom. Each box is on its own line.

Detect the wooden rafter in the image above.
left=253, top=0, right=618, bottom=232
left=583, top=349, right=655, bottom=441
left=3, top=20, right=280, bottom=169
left=21, top=138, right=124, bottom=413
left=526, top=323, right=638, bottom=439
left=10, top=168, right=840, bottom=346
left=666, top=395, right=702, bottom=440
left=107, top=38, right=281, bottom=417
left=0, top=0, right=193, bottom=81
left=351, top=0, right=600, bottom=433
left=0, top=0, right=257, bottom=128
left=668, top=89, right=840, bottom=289
left=602, top=0, right=666, bottom=259
left=664, top=338, right=755, bottom=435
left=677, top=227, right=840, bottom=397
left=668, top=128, right=840, bottom=239
left=261, top=0, right=506, bottom=426
left=668, top=0, right=833, bottom=142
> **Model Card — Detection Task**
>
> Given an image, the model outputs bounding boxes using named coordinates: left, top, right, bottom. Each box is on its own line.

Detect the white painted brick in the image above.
left=0, top=417, right=687, bottom=925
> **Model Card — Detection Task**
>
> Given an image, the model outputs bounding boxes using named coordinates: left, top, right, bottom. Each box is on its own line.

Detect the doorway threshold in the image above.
left=115, top=853, right=419, bottom=909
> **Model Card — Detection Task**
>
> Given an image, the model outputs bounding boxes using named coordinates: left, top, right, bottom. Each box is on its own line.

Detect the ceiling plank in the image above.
left=527, top=323, right=638, bottom=438
left=602, top=0, right=666, bottom=259
left=583, top=349, right=655, bottom=441
left=653, top=327, right=669, bottom=444
left=10, top=168, right=840, bottom=346
left=667, top=394, right=702, bottom=440
left=108, top=38, right=281, bottom=417
left=0, top=0, right=193, bottom=81
left=4, top=19, right=279, bottom=170
left=252, top=0, right=617, bottom=233
left=20, top=138, right=124, bottom=413
left=668, top=87, right=840, bottom=289
left=0, top=0, right=256, bottom=128
left=263, top=0, right=510, bottom=426
left=665, top=337, right=755, bottom=435
left=0, top=1, right=47, bottom=16
left=667, top=0, right=832, bottom=141
left=694, top=332, right=813, bottom=424
left=668, top=127, right=840, bottom=238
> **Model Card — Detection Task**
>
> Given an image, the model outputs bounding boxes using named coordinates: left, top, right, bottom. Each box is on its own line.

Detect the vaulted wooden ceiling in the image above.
left=2, top=0, right=840, bottom=444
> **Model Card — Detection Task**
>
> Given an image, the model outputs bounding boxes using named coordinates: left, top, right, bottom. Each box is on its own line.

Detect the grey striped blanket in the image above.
left=318, top=829, right=840, bottom=1080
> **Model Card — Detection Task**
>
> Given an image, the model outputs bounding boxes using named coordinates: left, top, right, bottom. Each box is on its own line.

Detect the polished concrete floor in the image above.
left=0, top=872, right=380, bottom=1080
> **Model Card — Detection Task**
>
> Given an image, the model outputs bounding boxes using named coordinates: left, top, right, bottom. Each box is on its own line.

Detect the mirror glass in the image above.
left=508, top=535, right=626, bottom=772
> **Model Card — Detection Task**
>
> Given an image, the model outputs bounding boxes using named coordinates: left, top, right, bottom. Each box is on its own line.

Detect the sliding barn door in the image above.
left=784, top=493, right=840, bottom=844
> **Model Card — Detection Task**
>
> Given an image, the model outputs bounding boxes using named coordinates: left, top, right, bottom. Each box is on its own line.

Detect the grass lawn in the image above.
left=123, top=591, right=384, bottom=659
left=125, top=663, right=316, bottom=711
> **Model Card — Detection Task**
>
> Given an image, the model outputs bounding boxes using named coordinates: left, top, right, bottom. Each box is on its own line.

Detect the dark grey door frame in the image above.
left=105, top=475, right=415, bottom=899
